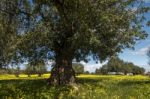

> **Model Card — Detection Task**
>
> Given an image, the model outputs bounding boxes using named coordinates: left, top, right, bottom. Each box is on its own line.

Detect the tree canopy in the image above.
left=0, top=0, right=19, bottom=68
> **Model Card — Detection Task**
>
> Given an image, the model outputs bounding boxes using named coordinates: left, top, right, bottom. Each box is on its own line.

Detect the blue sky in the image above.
left=119, top=2, right=150, bottom=71
left=83, top=1, right=150, bottom=72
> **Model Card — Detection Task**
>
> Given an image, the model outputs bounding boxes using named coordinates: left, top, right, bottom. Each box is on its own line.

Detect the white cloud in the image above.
left=130, top=45, right=150, bottom=56
left=80, top=61, right=87, bottom=65
left=47, top=60, right=54, bottom=65
left=80, top=61, right=107, bottom=73
left=142, top=0, right=150, bottom=3
left=131, top=7, right=138, bottom=12
left=84, top=64, right=102, bottom=73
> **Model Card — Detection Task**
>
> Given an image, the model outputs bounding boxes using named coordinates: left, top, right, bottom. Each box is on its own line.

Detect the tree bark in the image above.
left=15, top=72, right=19, bottom=77
left=49, top=56, right=76, bottom=85
left=28, top=74, right=31, bottom=77
left=38, top=73, right=42, bottom=77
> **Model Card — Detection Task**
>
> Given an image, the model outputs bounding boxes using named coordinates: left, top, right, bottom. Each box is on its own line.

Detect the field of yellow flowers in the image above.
left=0, top=74, right=150, bottom=99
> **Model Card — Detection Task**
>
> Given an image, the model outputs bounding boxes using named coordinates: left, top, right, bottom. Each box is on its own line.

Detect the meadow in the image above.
left=0, top=74, right=150, bottom=99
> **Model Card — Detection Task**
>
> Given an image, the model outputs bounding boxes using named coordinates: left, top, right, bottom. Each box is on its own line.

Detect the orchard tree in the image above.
left=25, top=60, right=47, bottom=77
left=132, top=65, right=145, bottom=75
left=72, top=63, right=84, bottom=75
left=35, top=60, right=47, bottom=77
left=14, top=66, right=20, bottom=77
left=1, top=0, right=150, bottom=85
left=25, top=63, right=34, bottom=77
left=96, top=57, right=145, bottom=75
left=84, top=71, right=90, bottom=74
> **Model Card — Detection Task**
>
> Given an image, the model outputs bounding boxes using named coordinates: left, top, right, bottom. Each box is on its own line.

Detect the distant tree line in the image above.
left=25, top=61, right=47, bottom=77
left=72, top=63, right=84, bottom=75
left=0, top=66, right=21, bottom=75
left=95, top=57, right=145, bottom=75
left=0, top=61, right=48, bottom=77
left=0, top=62, right=85, bottom=76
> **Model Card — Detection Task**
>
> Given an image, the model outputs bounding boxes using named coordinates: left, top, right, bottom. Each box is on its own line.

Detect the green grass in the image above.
left=0, top=74, right=150, bottom=99
left=0, top=74, right=50, bottom=80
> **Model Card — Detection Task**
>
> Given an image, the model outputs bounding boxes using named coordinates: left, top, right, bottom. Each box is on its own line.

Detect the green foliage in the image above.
left=25, top=61, right=47, bottom=77
left=35, top=62, right=47, bottom=77
left=0, top=68, right=8, bottom=74
left=14, top=66, right=20, bottom=77
left=72, top=63, right=84, bottom=75
left=0, top=75, right=150, bottom=99
left=4, top=0, right=148, bottom=64
left=25, top=64, right=35, bottom=77
left=0, top=0, right=19, bottom=68
left=96, top=57, right=145, bottom=75
left=84, top=71, right=90, bottom=74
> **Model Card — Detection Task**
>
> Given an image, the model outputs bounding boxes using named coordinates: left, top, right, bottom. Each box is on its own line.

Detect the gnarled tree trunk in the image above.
left=38, top=73, right=42, bottom=77
left=49, top=56, right=76, bottom=85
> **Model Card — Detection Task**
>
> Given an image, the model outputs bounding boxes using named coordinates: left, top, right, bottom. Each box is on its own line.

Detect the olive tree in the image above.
left=1, top=0, right=149, bottom=85
left=72, top=63, right=84, bottom=75
left=25, top=60, right=47, bottom=77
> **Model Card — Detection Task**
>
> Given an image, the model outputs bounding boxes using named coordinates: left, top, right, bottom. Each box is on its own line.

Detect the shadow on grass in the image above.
left=0, top=79, right=49, bottom=98
left=0, top=79, right=76, bottom=99
left=77, top=78, right=102, bottom=84
left=76, top=76, right=113, bottom=85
